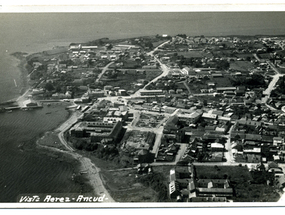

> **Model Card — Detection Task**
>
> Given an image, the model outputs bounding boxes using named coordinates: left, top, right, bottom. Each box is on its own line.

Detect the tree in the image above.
left=144, top=41, right=153, bottom=49
left=106, top=43, right=113, bottom=50
left=45, top=82, right=54, bottom=92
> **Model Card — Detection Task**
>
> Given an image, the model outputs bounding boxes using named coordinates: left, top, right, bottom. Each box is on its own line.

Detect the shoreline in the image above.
left=9, top=50, right=115, bottom=203
left=5, top=52, right=32, bottom=107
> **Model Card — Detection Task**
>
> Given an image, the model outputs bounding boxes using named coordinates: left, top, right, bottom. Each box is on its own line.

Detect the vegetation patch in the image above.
left=100, top=169, right=160, bottom=202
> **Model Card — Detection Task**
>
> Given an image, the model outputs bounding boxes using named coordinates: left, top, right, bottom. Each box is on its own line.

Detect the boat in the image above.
left=7, top=110, right=12, bottom=113
left=45, top=112, right=51, bottom=114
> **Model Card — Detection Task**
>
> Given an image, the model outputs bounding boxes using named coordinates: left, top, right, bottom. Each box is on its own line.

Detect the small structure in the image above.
left=22, top=99, right=41, bottom=109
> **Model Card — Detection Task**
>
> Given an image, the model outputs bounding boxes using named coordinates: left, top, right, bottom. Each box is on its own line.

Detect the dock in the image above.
left=5, top=106, right=21, bottom=111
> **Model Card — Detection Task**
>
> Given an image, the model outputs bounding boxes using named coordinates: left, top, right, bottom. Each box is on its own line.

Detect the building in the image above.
left=22, top=99, right=39, bottom=108
left=177, top=111, right=203, bottom=125
left=216, top=87, right=237, bottom=93
left=70, top=120, right=123, bottom=143
left=81, top=46, right=98, bottom=50
left=118, top=89, right=127, bottom=96
left=210, top=143, right=225, bottom=152
left=195, top=179, right=233, bottom=197
left=140, top=89, right=164, bottom=96
left=202, top=112, right=217, bottom=120
left=87, top=89, right=105, bottom=98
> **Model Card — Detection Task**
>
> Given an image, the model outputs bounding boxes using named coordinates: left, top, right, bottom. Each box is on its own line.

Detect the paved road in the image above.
left=55, top=111, right=84, bottom=151
left=275, top=40, right=285, bottom=50
left=183, top=80, right=192, bottom=95
left=262, top=60, right=284, bottom=111
left=224, top=126, right=234, bottom=163
left=253, top=53, right=261, bottom=62
left=151, top=126, right=164, bottom=157
left=267, top=60, right=281, bottom=75
left=95, top=61, right=115, bottom=82
left=133, top=41, right=170, bottom=97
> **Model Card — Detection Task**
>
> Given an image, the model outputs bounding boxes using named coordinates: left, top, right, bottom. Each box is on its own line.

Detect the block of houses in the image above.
left=169, top=164, right=233, bottom=202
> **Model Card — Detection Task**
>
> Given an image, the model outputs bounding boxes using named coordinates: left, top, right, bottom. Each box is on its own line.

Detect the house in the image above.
left=202, top=112, right=217, bottom=120
left=210, top=143, right=224, bottom=152
left=195, top=179, right=233, bottom=197
left=140, top=89, right=164, bottom=96
left=216, top=87, right=236, bottom=93
left=212, top=73, right=223, bottom=78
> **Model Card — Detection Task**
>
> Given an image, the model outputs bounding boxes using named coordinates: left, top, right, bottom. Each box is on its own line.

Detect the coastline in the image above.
left=6, top=52, right=32, bottom=107
left=9, top=50, right=115, bottom=203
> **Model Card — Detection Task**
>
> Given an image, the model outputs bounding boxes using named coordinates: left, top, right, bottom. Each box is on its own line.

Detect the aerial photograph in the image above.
left=1, top=10, right=285, bottom=205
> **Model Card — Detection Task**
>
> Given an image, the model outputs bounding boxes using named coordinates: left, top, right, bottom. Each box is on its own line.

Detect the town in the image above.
left=8, top=34, right=285, bottom=202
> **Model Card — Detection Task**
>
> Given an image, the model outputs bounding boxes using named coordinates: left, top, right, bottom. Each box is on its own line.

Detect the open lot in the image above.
left=136, top=113, right=165, bottom=128
left=121, top=130, right=156, bottom=151
left=100, top=169, right=159, bottom=202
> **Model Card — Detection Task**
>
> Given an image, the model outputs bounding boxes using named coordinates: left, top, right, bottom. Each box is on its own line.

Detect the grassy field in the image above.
left=37, top=131, right=68, bottom=151
left=194, top=165, right=252, bottom=181
left=100, top=168, right=163, bottom=202
left=235, top=53, right=254, bottom=58
left=102, top=69, right=162, bottom=92
left=278, top=68, right=285, bottom=74
left=194, top=164, right=280, bottom=202
left=212, top=75, right=234, bottom=87
left=152, top=39, right=169, bottom=48
left=259, top=53, right=271, bottom=59
left=177, top=51, right=213, bottom=58
left=230, top=61, right=255, bottom=71
left=187, top=74, right=234, bottom=93
left=100, top=169, right=158, bottom=202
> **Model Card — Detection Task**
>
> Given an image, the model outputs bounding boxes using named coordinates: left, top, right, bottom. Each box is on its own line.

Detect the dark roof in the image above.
left=165, top=115, right=179, bottom=126
left=245, top=134, right=262, bottom=141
